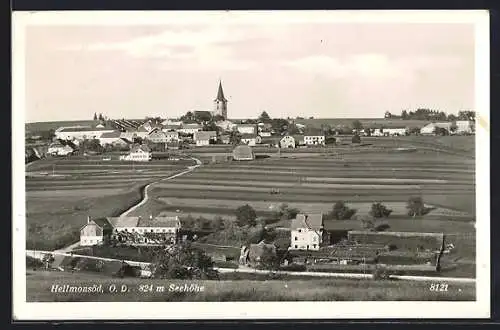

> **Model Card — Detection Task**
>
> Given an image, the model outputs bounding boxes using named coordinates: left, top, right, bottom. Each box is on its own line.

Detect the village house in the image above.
left=240, top=134, right=258, bottom=146
left=80, top=216, right=113, bottom=246
left=456, top=120, right=475, bottom=134
left=96, top=122, right=106, bottom=129
left=147, top=130, right=168, bottom=143
left=55, top=126, right=115, bottom=141
left=304, top=129, right=325, bottom=146
left=99, top=130, right=122, bottom=146
left=194, top=131, right=217, bottom=146
left=279, top=135, right=296, bottom=148
left=80, top=215, right=182, bottom=246
left=217, top=120, right=237, bottom=132
left=382, top=127, right=407, bottom=136
left=237, top=124, right=257, bottom=135
left=163, top=131, right=179, bottom=142
left=233, top=145, right=254, bottom=161
left=420, top=122, right=452, bottom=135
left=119, top=145, right=151, bottom=162
left=178, top=123, right=203, bottom=135
left=161, top=119, right=183, bottom=127
left=290, top=214, right=325, bottom=251
left=108, top=216, right=182, bottom=245
left=47, top=142, right=73, bottom=156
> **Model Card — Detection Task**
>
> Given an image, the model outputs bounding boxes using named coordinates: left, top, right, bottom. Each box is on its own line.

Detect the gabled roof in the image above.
left=214, top=80, right=227, bottom=102
left=148, top=130, right=167, bottom=138
left=291, top=214, right=323, bottom=230
left=137, top=216, right=181, bottom=228
left=100, top=131, right=122, bottom=139
left=130, top=145, right=151, bottom=153
left=81, top=218, right=113, bottom=231
left=194, top=131, right=217, bottom=140
left=107, top=216, right=140, bottom=228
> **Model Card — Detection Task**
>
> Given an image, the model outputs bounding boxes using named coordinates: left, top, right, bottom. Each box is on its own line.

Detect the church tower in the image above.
left=213, top=80, right=228, bottom=120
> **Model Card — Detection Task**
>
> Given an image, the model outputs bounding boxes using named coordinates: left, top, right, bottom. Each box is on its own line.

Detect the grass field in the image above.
left=25, top=158, right=196, bottom=250
left=294, top=118, right=431, bottom=129
left=26, top=270, right=475, bottom=302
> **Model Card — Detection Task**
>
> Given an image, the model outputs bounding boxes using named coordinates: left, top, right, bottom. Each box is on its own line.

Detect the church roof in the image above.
left=214, top=81, right=227, bottom=102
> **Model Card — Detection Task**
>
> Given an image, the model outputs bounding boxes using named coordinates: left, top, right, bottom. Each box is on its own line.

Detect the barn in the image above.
left=232, top=145, right=254, bottom=161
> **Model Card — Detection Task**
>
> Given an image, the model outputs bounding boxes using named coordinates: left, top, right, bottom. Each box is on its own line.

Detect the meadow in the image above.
left=25, top=157, right=196, bottom=250
left=27, top=270, right=475, bottom=302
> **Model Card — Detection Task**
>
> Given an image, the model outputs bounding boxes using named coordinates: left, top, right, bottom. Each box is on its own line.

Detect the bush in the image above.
left=352, top=134, right=361, bottom=144
left=235, top=204, right=257, bottom=227
left=369, top=202, right=393, bottom=218
left=328, top=201, right=357, bottom=220
left=26, top=256, right=44, bottom=269
left=372, top=266, right=390, bottom=280
left=407, top=197, right=431, bottom=217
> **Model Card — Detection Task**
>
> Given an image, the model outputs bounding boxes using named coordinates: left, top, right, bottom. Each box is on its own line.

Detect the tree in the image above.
left=401, top=110, right=409, bottom=120
left=180, top=111, right=195, bottom=123
left=134, top=136, right=143, bottom=145
left=98, top=113, right=104, bottom=121
left=351, top=120, right=363, bottom=130
left=407, top=197, right=430, bottom=217
left=328, top=201, right=357, bottom=220
left=360, top=217, right=375, bottom=231
left=450, top=121, right=458, bottom=134
left=259, top=111, right=271, bottom=123
left=434, top=127, right=448, bottom=136
left=194, top=111, right=212, bottom=123
left=93, top=112, right=98, bottom=120
left=447, top=114, right=457, bottom=121
left=270, top=118, right=289, bottom=135
left=235, top=204, right=257, bottom=227
left=384, top=111, right=392, bottom=119
left=151, top=243, right=217, bottom=279
left=369, top=202, right=393, bottom=218
left=213, top=114, right=225, bottom=122
left=229, top=130, right=242, bottom=145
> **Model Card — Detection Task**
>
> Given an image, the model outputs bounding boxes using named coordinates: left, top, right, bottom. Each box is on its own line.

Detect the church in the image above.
left=212, top=80, right=228, bottom=120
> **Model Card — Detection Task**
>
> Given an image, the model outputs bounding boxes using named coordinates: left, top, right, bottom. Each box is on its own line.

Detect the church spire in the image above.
left=215, top=80, right=227, bottom=102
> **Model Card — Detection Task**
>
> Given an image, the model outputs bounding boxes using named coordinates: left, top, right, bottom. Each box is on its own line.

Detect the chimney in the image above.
left=87, top=216, right=91, bottom=224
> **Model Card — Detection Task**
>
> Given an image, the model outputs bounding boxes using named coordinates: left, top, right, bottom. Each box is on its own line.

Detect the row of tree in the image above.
left=385, top=109, right=475, bottom=122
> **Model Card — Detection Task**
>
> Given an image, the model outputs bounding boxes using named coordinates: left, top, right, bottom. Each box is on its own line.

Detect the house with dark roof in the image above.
left=80, top=216, right=114, bottom=246
left=147, top=130, right=168, bottom=143
left=109, top=216, right=181, bottom=245
left=194, top=131, right=217, bottom=146
left=240, top=133, right=258, bottom=146
left=290, top=214, right=325, bottom=251
left=304, top=129, right=325, bottom=146
left=99, top=130, right=122, bottom=146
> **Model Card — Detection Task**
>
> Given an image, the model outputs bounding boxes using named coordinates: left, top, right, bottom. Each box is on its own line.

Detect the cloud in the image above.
left=285, top=53, right=466, bottom=80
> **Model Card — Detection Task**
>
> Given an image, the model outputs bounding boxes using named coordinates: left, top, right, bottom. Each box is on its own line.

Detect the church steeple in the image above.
left=213, top=80, right=228, bottom=119
left=215, top=80, right=227, bottom=102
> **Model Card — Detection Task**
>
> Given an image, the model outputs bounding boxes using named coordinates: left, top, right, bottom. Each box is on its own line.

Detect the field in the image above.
left=26, top=270, right=474, bottom=302
left=25, top=157, right=196, bottom=250
left=294, top=118, right=431, bottom=129
left=132, top=137, right=476, bottom=273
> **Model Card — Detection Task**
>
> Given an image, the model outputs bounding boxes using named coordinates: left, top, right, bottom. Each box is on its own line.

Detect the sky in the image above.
left=23, top=16, right=476, bottom=122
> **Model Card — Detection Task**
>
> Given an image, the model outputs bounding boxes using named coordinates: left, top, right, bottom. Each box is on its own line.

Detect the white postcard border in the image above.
left=12, top=10, right=490, bottom=320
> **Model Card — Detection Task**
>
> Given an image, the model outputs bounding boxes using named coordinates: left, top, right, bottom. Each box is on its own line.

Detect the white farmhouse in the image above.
left=289, top=214, right=324, bottom=251
left=240, top=134, right=257, bottom=146
left=237, top=124, right=257, bottom=135
left=456, top=120, right=475, bottom=134
left=279, top=135, right=296, bottom=148
left=119, top=145, right=151, bottom=162
left=47, top=142, right=73, bottom=156
left=382, top=128, right=407, bottom=136
left=194, top=131, right=217, bottom=146
left=178, top=123, right=203, bottom=135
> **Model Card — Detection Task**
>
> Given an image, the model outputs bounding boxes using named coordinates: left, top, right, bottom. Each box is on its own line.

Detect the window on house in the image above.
left=313, top=244, right=317, bottom=248
left=151, top=229, right=154, bottom=232
left=298, top=229, right=302, bottom=233
left=294, top=245, right=298, bottom=249
left=294, top=236, right=298, bottom=241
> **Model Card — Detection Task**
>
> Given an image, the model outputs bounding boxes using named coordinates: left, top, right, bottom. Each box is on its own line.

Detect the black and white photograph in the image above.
left=12, top=10, right=490, bottom=319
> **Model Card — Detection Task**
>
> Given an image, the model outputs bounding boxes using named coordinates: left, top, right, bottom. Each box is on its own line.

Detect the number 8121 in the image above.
left=429, top=283, right=448, bottom=292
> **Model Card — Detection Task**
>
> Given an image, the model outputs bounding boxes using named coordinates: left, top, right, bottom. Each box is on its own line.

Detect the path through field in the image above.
left=119, top=157, right=202, bottom=217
